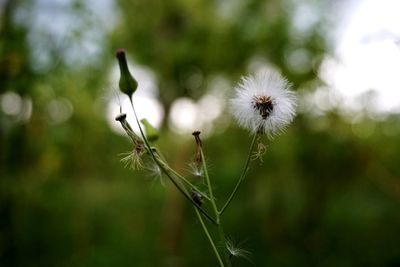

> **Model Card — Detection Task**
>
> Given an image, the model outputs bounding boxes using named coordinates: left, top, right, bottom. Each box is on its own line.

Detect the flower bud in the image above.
left=115, top=48, right=138, bottom=98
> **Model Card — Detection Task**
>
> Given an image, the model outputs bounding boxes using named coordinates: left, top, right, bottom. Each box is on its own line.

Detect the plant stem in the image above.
left=194, top=208, right=225, bottom=267
left=154, top=156, right=217, bottom=224
left=128, top=98, right=217, bottom=225
left=200, top=149, right=219, bottom=218
left=217, top=221, right=231, bottom=266
left=200, top=149, right=232, bottom=267
left=158, top=160, right=211, bottom=201
left=219, top=134, right=258, bottom=215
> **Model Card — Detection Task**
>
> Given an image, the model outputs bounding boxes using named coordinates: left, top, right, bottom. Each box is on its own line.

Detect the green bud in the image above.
left=140, top=118, right=159, bottom=142
left=115, top=48, right=138, bottom=98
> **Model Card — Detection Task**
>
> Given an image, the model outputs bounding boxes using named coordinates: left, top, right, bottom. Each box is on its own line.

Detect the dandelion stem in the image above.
left=194, top=208, right=225, bottom=267
left=128, top=98, right=217, bottom=225
left=219, top=133, right=258, bottom=215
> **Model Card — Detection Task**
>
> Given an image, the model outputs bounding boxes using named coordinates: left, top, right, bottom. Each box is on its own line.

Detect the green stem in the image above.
left=158, top=160, right=211, bottom=201
left=195, top=209, right=225, bottom=267
left=219, top=134, right=258, bottom=215
left=128, top=98, right=217, bottom=225
left=200, top=149, right=232, bottom=267
left=217, top=221, right=231, bottom=267
left=200, top=149, right=219, bottom=218
left=154, top=154, right=217, bottom=224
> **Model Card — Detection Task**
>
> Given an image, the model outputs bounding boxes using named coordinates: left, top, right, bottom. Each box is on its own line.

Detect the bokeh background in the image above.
left=1, top=0, right=400, bottom=266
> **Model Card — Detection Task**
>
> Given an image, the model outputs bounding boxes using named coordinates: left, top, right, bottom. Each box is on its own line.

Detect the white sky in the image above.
left=324, top=0, right=400, bottom=113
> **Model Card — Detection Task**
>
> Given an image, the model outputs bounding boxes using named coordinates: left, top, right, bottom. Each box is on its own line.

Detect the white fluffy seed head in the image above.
left=229, top=70, right=297, bottom=137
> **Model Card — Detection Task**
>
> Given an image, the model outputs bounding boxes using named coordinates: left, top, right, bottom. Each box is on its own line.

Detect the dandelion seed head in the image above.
left=145, top=163, right=165, bottom=186
left=146, top=163, right=161, bottom=177
left=230, top=70, right=297, bottom=137
left=225, top=237, right=252, bottom=262
left=188, top=162, right=204, bottom=178
left=119, top=149, right=144, bottom=170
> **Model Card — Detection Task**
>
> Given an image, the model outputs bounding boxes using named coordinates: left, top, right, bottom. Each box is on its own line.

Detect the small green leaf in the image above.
left=140, top=118, right=159, bottom=142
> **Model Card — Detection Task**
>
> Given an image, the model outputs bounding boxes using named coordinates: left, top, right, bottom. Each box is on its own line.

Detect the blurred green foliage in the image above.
left=1, top=0, right=399, bottom=266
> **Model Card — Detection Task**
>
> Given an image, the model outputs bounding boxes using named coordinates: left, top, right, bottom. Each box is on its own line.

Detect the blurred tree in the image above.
left=0, top=0, right=35, bottom=173
left=113, top=0, right=329, bottom=124
left=0, top=1, right=36, bottom=265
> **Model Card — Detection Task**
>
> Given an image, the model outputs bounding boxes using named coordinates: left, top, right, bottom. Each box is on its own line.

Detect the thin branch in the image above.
left=219, top=134, right=258, bottom=215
